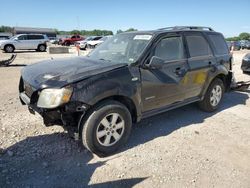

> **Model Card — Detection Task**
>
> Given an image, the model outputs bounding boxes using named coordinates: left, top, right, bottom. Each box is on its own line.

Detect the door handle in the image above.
left=174, top=67, right=185, bottom=76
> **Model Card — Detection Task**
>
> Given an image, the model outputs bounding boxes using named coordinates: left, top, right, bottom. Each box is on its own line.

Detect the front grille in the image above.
left=24, top=82, right=34, bottom=98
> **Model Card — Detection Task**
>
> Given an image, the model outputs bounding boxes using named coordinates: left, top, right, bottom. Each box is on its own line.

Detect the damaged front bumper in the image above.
left=19, top=79, right=88, bottom=127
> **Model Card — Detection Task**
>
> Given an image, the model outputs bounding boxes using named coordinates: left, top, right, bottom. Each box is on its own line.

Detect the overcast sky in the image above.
left=0, top=0, right=249, bottom=37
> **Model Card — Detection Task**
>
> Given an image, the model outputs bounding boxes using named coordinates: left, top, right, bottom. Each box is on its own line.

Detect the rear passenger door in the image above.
left=183, top=32, right=216, bottom=98
left=27, top=35, right=42, bottom=49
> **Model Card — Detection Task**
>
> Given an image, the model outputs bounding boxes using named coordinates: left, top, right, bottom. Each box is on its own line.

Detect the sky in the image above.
left=0, top=0, right=249, bottom=37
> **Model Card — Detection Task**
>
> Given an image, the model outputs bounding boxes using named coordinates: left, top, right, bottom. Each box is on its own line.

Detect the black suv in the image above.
left=19, top=26, right=232, bottom=156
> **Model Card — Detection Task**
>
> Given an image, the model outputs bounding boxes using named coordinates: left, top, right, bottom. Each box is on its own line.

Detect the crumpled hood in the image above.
left=21, top=56, right=127, bottom=89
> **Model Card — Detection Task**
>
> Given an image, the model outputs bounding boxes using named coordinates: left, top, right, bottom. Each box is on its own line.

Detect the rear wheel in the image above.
left=4, top=45, right=14, bottom=53
left=199, top=78, right=225, bottom=112
left=37, top=44, right=46, bottom=52
left=80, top=100, right=132, bottom=156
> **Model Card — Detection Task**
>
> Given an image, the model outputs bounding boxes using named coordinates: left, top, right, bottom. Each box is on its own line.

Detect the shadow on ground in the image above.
left=0, top=91, right=248, bottom=187
left=124, top=91, right=249, bottom=151
left=0, top=64, right=27, bottom=67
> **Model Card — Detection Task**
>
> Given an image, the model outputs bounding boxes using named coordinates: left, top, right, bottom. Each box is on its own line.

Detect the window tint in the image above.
left=27, top=35, right=44, bottom=40
left=18, top=35, right=27, bottom=40
left=72, top=36, right=76, bottom=39
left=154, top=36, right=185, bottom=61
left=208, top=34, right=229, bottom=55
left=186, top=35, right=212, bottom=57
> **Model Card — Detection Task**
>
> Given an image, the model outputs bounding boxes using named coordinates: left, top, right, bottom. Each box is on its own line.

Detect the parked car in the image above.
left=231, top=41, right=241, bottom=51
left=226, top=41, right=232, bottom=50
left=19, top=26, right=232, bottom=156
left=76, top=36, right=102, bottom=50
left=241, top=40, right=250, bottom=50
left=241, top=53, right=250, bottom=74
left=0, top=34, right=49, bottom=53
left=87, top=36, right=113, bottom=49
left=60, top=35, right=84, bottom=46
left=49, top=37, right=59, bottom=45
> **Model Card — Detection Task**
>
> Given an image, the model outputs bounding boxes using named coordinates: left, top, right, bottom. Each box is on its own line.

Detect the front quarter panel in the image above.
left=71, top=66, right=141, bottom=117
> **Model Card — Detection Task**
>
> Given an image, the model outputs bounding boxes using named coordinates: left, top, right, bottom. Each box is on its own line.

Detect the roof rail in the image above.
left=158, top=26, right=214, bottom=31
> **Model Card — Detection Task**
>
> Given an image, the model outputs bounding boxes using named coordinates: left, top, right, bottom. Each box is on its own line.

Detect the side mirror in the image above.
left=146, top=56, right=164, bottom=69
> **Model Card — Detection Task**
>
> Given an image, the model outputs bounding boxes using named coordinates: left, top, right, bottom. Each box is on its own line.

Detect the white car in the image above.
left=87, top=36, right=112, bottom=48
left=0, top=34, right=49, bottom=53
left=76, top=36, right=102, bottom=50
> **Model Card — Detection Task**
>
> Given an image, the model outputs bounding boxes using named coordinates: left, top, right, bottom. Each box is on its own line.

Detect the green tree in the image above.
left=116, top=29, right=123, bottom=34
left=125, top=28, right=138, bottom=32
left=239, top=32, right=250, bottom=40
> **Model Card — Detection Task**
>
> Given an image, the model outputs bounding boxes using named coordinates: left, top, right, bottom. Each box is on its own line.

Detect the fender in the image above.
left=200, top=64, right=230, bottom=99
left=71, top=66, right=142, bottom=119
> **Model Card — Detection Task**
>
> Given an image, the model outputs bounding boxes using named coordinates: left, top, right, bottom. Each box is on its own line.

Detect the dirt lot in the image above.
left=0, top=48, right=250, bottom=188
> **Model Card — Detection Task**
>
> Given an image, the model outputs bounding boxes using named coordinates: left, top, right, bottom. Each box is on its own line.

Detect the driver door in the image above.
left=15, top=35, right=28, bottom=49
left=141, top=34, right=189, bottom=112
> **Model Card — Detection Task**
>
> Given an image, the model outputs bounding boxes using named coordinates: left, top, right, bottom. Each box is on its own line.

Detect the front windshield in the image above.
left=88, top=33, right=152, bottom=64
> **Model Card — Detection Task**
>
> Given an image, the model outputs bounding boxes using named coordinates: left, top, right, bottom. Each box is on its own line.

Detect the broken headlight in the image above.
left=37, top=87, right=73, bottom=109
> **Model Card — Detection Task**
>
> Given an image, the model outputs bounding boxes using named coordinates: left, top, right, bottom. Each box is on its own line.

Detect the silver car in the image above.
left=0, top=34, right=49, bottom=53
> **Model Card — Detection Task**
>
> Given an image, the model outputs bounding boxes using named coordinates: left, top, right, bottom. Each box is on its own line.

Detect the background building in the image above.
left=13, top=27, right=57, bottom=38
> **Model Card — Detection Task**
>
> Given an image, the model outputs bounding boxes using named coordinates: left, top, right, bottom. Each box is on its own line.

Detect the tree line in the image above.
left=0, top=25, right=138, bottom=36
left=226, top=33, right=250, bottom=41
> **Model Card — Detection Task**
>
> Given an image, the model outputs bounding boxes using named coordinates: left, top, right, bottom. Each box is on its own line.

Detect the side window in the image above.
left=207, top=34, right=229, bottom=55
left=18, top=35, right=27, bottom=40
left=27, top=35, right=36, bottom=40
left=186, top=35, right=212, bottom=57
left=72, top=36, right=76, bottom=39
left=154, top=36, right=185, bottom=61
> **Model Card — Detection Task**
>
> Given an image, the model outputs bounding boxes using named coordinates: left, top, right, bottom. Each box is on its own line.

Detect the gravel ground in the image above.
left=0, top=48, right=250, bottom=188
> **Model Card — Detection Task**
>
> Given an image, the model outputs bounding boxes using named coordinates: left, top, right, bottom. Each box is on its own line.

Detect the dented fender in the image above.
left=71, top=66, right=142, bottom=120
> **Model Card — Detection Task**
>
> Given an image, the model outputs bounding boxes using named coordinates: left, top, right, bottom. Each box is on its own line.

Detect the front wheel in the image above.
left=199, top=78, right=225, bottom=112
left=80, top=101, right=132, bottom=156
left=4, top=45, right=14, bottom=53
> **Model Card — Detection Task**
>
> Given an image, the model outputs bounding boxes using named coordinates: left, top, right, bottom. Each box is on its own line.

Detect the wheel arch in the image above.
left=89, top=95, right=138, bottom=123
left=4, top=44, right=15, bottom=51
left=77, top=95, right=137, bottom=142
left=201, top=71, right=229, bottom=100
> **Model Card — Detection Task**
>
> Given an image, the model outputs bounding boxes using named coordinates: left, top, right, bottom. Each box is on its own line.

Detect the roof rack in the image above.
left=158, top=26, right=214, bottom=31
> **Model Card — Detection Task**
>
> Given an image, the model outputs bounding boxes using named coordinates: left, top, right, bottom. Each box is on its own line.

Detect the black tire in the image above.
left=4, top=45, right=14, bottom=53
left=80, top=100, right=132, bottom=156
left=199, top=78, right=225, bottom=112
left=37, top=44, right=46, bottom=52
left=65, top=41, right=71, bottom=46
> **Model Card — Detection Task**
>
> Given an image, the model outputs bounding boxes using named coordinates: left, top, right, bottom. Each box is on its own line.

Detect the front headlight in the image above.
left=37, top=87, right=73, bottom=109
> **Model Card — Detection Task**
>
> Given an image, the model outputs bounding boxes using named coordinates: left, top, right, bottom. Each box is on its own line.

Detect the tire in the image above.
left=80, top=100, right=132, bottom=156
left=37, top=44, right=46, bottom=52
left=4, top=45, right=14, bottom=53
left=65, top=41, right=71, bottom=46
left=199, top=78, right=225, bottom=112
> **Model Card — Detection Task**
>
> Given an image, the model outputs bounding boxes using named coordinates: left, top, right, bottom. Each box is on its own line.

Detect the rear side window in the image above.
left=154, top=36, right=185, bottom=61
left=186, top=35, right=212, bottom=57
left=27, top=35, right=44, bottom=40
left=207, top=34, right=229, bottom=55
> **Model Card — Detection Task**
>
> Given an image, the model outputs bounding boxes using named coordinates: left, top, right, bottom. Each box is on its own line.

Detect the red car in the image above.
left=60, top=35, right=84, bottom=46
